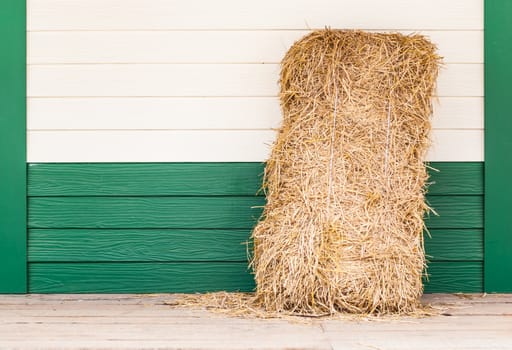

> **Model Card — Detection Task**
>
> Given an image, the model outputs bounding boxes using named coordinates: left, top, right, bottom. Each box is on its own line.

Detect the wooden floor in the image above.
left=0, top=294, right=511, bottom=350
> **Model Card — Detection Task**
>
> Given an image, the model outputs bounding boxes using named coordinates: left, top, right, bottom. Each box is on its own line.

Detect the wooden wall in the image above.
left=25, top=0, right=484, bottom=293
left=27, top=0, right=483, bottom=162
left=27, top=162, right=483, bottom=293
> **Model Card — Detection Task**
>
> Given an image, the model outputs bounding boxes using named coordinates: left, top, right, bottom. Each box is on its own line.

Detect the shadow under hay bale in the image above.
left=251, top=29, right=441, bottom=315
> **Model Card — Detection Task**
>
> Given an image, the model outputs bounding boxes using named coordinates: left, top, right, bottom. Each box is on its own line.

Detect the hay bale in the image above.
left=251, top=29, right=441, bottom=315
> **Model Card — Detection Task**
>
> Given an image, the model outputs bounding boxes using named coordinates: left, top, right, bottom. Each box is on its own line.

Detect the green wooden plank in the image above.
left=424, top=196, right=483, bottom=229
left=28, top=195, right=479, bottom=230
left=28, top=229, right=252, bottom=262
left=427, top=162, right=483, bottom=195
left=28, top=162, right=481, bottom=197
left=29, top=262, right=255, bottom=293
left=424, top=262, right=483, bottom=293
left=424, top=229, right=483, bottom=261
left=0, top=0, right=26, bottom=293
left=28, top=163, right=265, bottom=196
left=29, top=197, right=265, bottom=229
left=29, top=261, right=480, bottom=294
left=485, top=0, right=512, bottom=292
left=28, top=228, right=481, bottom=263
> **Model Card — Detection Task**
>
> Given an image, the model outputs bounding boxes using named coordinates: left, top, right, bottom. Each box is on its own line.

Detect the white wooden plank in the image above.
left=27, top=129, right=483, bottom=162
left=427, top=130, right=483, bottom=162
left=27, top=64, right=280, bottom=97
left=423, top=31, right=483, bottom=64
left=436, top=64, right=483, bottom=97
left=28, top=63, right=482, bottom=98
left=28, top=97, right=482, bottom=131
left=432, top=97, right=483, bottom=129
left=26, top=130, right=276, bottom=162
left=28, top=30, right=482, bottom=64
left=28, top=0, right=483, bottom=31
left=27, top=97, right=283, bottom=130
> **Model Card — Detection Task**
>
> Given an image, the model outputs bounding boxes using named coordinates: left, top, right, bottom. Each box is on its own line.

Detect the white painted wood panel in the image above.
left=28, top=63, right=482, bottom=97
left=427, top=130, right=483, bottom=162
left=28, top=0, right=482, bottom=31
left=27, top=130, right=276, bottom=162
left=27, top=0, right=484, bottom=162
left=28, top=30, right=483, bottom=64
left=27, top=97, right=283, bottom=130
left=27, top=129, right=483, bottom=162
left=27, top=97, right=482, bottom=131
left=28, top=64, right=280, bottom=97
left=432, top=97, right=483, bottom=129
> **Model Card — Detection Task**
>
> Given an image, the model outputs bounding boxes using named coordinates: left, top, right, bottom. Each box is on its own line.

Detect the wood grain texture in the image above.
left=28, top=261, right=480, bottom=294
left=28, top=228, right=481, bottom=263
left=27, top=162, right=482, bottom=196
left=28, top=0, right=482, bottom=30
left=28, top=262, right=255, bottom=293
left=28, top=163, right=265, bottom=196
left=28, top=196, right=481, bottom=229
left=28, top=229, right=252, bottom=262
left=28, top=196, right=265, bottom=229
left=28, top=30, right=482, bottom=64
left=27, top=63, right=480, bottom=98
left=27, top=129, right=483, bottom=163
left=427, top=162, right=483, bottom=195
left=424, top=262, right=483, bottom=293
left=424, top=229, right=483, bottom=261
left=26, top=162, right=483, bottom=293
left=425, top=196, right=483, bottom=229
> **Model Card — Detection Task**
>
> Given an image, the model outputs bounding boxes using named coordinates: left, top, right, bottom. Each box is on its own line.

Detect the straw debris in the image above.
left=251, top=29, right=441, bottom=315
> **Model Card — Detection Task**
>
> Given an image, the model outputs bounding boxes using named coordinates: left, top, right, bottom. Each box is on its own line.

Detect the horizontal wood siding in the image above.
left=27, top=129, right=484, bottom=163
left=28, top=197, right=265, bottom=229
left=29, top=263, right=255, bottom=294
left=28, top=162, right=481, bottom=196
left=27, top=97, right=483, bottom=131
left=29, top=30, right=483, bottom=65
left=28, top=0, right=482, bottom=31
left=424, top=229, right=483, bottom=261
left=27, top=0, right=483, bottom=163
left=28, top=229, right=252, bottom=262
left=424, top=262, right=483, bottom=293
left=28, top=64, right=481, bottom=98
left=27, top=162, right=483, bottom=293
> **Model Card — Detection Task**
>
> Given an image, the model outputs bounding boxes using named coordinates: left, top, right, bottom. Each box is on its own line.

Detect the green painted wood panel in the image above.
left=427, top=162, right=483, bottom=195
left=26, top=162, right=483, bottom=294
left=29, top=228, right=480, bottom=263
left=28, top=261, right=480, bottom=294
left=424, top=262, right=483, bottom=293
left=484, top=0, right=512, bottom=292
left=28, top=229, right=251, bottom=262
left=424, top=229, right=483, bottom=261
left=424, top=196, right=483, bottom=229
left=29, top=196, right=265, bottom=229
left=0, top=0, right=27, bottom=293
left=28, top=163, right=265, bottom=196
left=29, top=262, right=255, bottom=293
left=28, top=162, right=482, bottom=197
left=28, top=195, right=480, bottom=230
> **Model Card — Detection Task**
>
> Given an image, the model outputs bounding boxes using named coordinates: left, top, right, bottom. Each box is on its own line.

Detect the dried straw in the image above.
left=251, top=29, right=441, bottom=315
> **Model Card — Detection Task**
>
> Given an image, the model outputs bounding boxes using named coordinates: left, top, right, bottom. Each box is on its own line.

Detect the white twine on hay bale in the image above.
left=251, top=29, right=441, bottom=315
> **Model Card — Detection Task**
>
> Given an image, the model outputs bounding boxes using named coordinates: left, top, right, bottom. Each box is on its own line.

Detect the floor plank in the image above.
left=0, top=294, right=511, bottom=350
